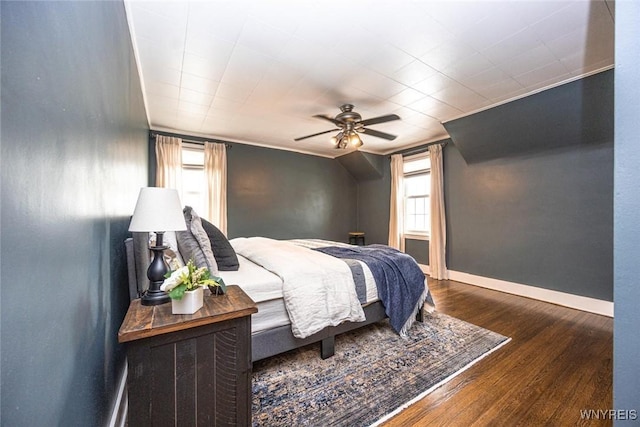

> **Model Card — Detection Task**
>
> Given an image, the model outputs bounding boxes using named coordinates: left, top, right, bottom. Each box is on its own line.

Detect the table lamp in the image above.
left=129, top=187, right=187, bottom=306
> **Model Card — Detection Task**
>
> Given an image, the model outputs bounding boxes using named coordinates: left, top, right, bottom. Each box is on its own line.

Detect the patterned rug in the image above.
left=252, top=311, right=510, bottom=427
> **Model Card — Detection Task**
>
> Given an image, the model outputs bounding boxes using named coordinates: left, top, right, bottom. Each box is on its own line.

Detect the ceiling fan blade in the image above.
left=361, top=128, right=397, bottom=141
left=313, top=114, right=342, bottom=126
left=294, top=128, right=339, bottom=141
left=359, top=114, right=401, bottom=126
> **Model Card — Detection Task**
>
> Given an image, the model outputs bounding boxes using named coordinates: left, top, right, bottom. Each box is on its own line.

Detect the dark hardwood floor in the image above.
left=382, top=278, right=613, bottom=427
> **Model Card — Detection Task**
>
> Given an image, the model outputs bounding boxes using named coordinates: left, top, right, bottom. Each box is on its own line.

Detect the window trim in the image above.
left=402, top=152, right=431, bottom=239
left=403, top=232, right=429, bottom=241
left=180, top=144, right=206, bottom=219
left=403, top=152, right=430, bottom=168
left=182, top=143, right=205, bottom=168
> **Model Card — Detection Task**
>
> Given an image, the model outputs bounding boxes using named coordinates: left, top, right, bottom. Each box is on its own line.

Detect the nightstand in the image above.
left=348, top=231, right=365, bottom=245
left=118, top=285, right=257, bottom=426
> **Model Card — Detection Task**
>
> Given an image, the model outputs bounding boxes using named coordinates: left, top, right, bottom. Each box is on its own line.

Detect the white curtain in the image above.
left=204, top=142, right=227, bottom=235
left=155, top=135, right=183, bottom=190
left=429, top=144, right=448, bottom=280
left=388, top=154, right=405, bottom=251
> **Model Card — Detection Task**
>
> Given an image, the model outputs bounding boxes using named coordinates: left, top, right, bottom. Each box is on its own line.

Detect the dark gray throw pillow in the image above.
left=201, top=219, right=239, bottom=271
left=177, top=207, right=219, bottom=275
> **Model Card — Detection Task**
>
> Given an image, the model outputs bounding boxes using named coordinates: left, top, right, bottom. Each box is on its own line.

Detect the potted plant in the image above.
left=160, top=259, right=227, bottom=314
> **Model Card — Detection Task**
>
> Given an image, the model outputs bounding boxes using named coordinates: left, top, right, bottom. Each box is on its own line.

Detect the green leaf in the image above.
left=169, top=283, right=187, bottom=300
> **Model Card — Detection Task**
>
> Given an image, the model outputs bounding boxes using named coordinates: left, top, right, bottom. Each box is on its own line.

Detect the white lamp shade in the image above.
left=129, top=187, right=187, bottom=232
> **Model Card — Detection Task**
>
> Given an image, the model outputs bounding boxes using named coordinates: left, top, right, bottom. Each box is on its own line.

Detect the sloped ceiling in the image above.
left=443, top=69, right=614, bottom=163
left=124, top=0, right=614, bottom=158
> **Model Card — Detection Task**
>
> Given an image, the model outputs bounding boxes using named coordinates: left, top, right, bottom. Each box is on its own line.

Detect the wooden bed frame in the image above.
left=125, top=236, right=424, bottom=362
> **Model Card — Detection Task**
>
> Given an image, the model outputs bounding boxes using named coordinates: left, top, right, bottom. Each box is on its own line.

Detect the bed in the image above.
left=125, top=216, right=434, bottom=362
left=216, top=236, right=435, bottom=361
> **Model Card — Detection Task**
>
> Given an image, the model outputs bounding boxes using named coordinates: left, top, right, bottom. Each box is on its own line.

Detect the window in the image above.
left=403, top=154, right=430, bottom=239
left=181, top=143, right=206, bottom=218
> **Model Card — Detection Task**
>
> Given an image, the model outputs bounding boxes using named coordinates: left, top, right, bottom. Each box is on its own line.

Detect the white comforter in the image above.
left=231, top=237, right=365, bottom=338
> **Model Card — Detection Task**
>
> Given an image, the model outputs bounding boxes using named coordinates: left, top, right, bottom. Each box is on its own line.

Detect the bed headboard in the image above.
left=124, top=232, right=150, bottom=301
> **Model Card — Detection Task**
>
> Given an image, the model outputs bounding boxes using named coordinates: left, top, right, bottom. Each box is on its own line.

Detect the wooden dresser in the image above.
left=118, top=285, right=257, bottom=426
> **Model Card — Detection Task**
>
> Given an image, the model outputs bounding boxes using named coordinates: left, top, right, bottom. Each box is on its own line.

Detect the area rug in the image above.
left=252, top=311, right=510, bottom=427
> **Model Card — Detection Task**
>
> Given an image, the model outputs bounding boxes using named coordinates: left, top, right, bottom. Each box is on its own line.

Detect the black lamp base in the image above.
left=141, top=237, right=171, bottom=306
left=141, top=286, right=171, bottom=306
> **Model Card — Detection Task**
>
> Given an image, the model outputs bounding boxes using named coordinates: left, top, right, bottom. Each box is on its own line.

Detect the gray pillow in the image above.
left=176, top=207, right=219, bottom=275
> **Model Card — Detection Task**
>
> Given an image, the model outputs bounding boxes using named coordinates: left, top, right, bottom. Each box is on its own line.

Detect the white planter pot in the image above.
left=171, top=287, right=204, bottom=315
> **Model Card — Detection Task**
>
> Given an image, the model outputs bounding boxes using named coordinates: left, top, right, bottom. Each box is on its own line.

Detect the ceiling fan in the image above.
left=295, top=104, right=401, bottom=149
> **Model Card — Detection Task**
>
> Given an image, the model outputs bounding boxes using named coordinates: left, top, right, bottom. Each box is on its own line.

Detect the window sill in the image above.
left=403, top=233, right=429, bottom=241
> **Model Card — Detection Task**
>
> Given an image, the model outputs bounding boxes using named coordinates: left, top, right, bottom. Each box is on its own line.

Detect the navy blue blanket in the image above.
left=313, top=244, right=433, bottom=335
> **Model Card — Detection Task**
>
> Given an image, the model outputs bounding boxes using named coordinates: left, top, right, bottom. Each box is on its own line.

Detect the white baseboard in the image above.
left=107, top=363, right=128, bottom=427
left=446, top=270, right=614, bottom=317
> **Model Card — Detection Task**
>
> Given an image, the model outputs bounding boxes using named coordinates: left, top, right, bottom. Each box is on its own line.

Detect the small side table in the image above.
left=349, top=231, right=365, bottom=246
left=118, top=285, right=257, bottom=427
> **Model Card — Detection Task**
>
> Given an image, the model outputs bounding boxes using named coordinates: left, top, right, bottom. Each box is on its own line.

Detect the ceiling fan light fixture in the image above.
left=331, top=131, right=343, bottom=146
left=295, top=104, right=401, bottom=149
left=349, top=132, right=362, bottom=147
left=338, top=135, right=347, bottom=149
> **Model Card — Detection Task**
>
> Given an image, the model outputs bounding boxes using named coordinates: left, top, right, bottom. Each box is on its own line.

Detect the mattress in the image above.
left=249, top=298, right=290, bottom=334
left=216, top=255, right=290, bottom=334
left=216, top=254, right=283, bottom=303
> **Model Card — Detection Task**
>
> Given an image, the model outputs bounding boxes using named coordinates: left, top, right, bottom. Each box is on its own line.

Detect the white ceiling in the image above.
left=124, top=0, right=614, bottom=158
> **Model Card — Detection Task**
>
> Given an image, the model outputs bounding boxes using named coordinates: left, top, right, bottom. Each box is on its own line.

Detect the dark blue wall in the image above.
left=445, top=141, right=613, bottom=301
left=1, top=2, right=148, bottom=425
left=227, top=144, right=357, bottom=241
left=614, top=0, right=640, bottom=416
left=405, top=239, right=429, bottom=265
left=354, top=152, right=391, bottom=245
left=443, top=71, right=613, bottom=301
